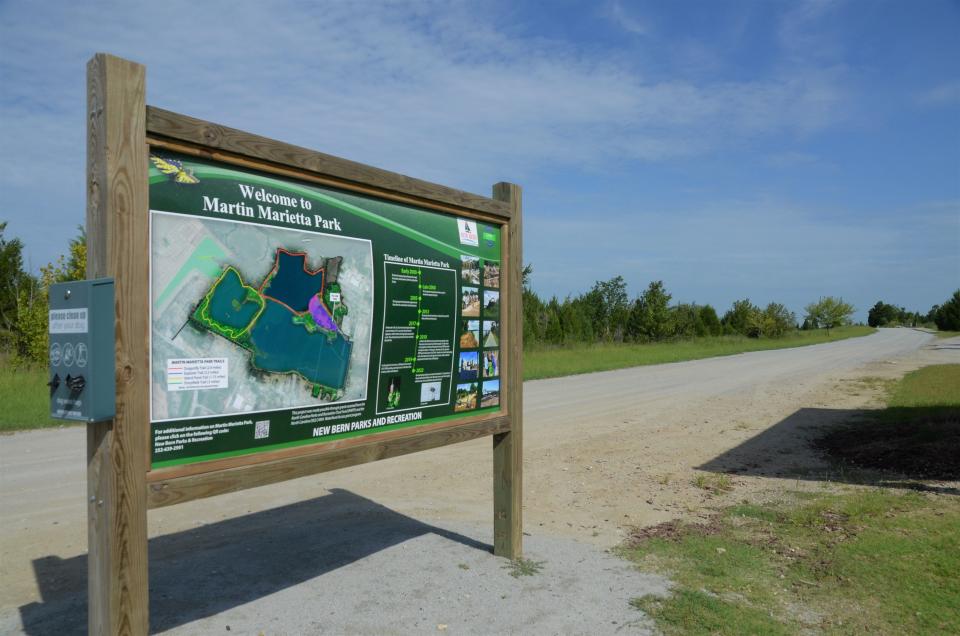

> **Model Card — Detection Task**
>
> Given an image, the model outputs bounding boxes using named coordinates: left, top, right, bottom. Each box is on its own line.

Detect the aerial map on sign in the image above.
left=151, top=213, right=373, bottom=421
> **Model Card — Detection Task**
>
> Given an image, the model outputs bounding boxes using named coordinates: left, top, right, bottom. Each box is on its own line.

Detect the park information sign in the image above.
left=150, top=153, right=503, bottom=468
left=85, top=54, right=521, bottom=634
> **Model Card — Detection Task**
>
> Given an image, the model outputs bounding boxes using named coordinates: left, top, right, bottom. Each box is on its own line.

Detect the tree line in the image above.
left=1, top=223, right=86, bottom=364
left=6, top=223, right=955, bottom=365
left=868, top=294, right=960, bottom=331
left=521, top=266, right=857, bottom=348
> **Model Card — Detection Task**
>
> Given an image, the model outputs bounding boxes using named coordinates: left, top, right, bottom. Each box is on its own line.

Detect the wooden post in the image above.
left=492, top=182, right=522, bottom=559
left=86, top=53, right=150, bottom=635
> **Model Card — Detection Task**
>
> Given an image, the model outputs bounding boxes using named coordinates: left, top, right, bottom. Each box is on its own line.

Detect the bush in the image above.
left=933, top=290, right=960, bottom=331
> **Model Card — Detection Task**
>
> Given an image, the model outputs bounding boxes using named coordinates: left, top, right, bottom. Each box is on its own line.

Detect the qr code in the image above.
left=254, top=420, right=270, bottom=440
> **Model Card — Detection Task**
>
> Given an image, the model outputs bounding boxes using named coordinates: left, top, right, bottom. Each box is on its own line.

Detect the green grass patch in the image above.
left=692, top=473, right=735, bottom=494
left=504, top=557, right=545, bottom=578
left=0, top=359, right=73, bottom=432
left=816, top=365, right=959, bottom=479
left=621, top=489, right=960, bottom=635
left=887, top=364, right=960, bottom=409
left=632, top=589, right=790, bottom=636
left=933, top=330, right=960, bottom=339
left=524, top=326, right=875, bottom=381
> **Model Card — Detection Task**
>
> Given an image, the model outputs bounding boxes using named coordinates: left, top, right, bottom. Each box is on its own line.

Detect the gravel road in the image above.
left=1, top=328, right=950, bottom=634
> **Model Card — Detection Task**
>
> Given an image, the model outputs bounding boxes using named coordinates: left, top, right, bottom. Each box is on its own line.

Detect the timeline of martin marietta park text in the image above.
left=148, top=151, right=503, bottom=468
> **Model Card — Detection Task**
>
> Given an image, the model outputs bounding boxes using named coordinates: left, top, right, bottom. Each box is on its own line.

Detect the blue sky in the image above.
left=1, top=0, right=957, bottom=320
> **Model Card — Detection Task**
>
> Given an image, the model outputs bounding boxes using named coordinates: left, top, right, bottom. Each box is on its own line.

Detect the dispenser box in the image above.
left=48, top=278, right=115, bottom=422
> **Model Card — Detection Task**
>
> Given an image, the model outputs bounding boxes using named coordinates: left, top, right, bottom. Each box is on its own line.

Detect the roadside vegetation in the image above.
left=520, top=265, right=882, bottom=379
left=1, top=224, right=87, bottom=432
left=868, top=292, right=960, bottom=331
left=1, top=223, right=86, bottom=365
left=522, top=267, right=859, bottom=347
left=623, top=489, right=959, bottom=635
left=0, top=358, right=61, bottom=431
left=621, top=364, right=960, bottom=635
left=525, top=326, right=873, bottom=381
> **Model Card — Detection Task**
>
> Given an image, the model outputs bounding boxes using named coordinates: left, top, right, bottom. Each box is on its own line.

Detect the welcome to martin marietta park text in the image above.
left=202, top=184, right=344, bottom=231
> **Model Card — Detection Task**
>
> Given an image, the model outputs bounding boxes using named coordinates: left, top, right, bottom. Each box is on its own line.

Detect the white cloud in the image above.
left=778, top=0, right=845, bottom=63
left=0, top=0, right=852, bottom=268
left=0, top=1, right=851, bottom=174
left=917, top=80, right=960, bottom=108
left=606, top=0, right=651, bottom=36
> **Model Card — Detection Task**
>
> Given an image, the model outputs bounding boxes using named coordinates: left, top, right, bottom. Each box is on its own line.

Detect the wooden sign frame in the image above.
left=86, top=53, right=522, bottom=634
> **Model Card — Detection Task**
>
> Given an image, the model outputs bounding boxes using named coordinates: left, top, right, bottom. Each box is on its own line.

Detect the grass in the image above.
left=933, top=330, right=960, bottom=339
left=523, top=326, right=875, bottom=381
left=887, top=364, right=960, bottom=409
left=0, top=358, right=70, bottom=432
left=816, top=365, right=960, bottom=479
left=692, top=473, right=734, bottom=494
left=504, top=557, right=545, bottom=578
left=624, top=365, right=960, bottom=634
left=622, top=489, right=960, bottom=635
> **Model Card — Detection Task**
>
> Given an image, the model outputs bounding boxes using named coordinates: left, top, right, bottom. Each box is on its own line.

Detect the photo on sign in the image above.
left=482, top=260, right=500, bottom=288
left=482, top=350, right=499, bottom=378
left=454, top=381, right=478, bottom=412
left=481, top=379, right=500, bottom=408
left=420, top=380, right=442, bottom=403
left=386, top=376, right=401, bottom=409
left=459, top=319, right=480, bottom=349
left=461, top=286, right=480, bottom=317
left=150, top=212, right=374, bottom=422
left=482, top=320, right=499, bottom=347
left=483, top=290, right=500, bottom=317
left=458, top=350, right=479, bottom=381
left=460, top=255, right=480, bottom=285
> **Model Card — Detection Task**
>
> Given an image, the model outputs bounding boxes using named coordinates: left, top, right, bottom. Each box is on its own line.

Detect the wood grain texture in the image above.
left=145, top=107, right=512, bottom=220
left=146, top=136, right=509, bottom=226
left=148, top=416, right=510, bottom=509
left=86, top=53, right=150, bottom=636
left=492, top=182, right=523, bottom=559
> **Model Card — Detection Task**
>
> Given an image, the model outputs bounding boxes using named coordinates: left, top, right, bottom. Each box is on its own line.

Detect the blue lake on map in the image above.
left=208, top=268, right=260, bottom=330
left=249, top=299, right=352, bottom=389
left=263, top=250, right=324, bottom=312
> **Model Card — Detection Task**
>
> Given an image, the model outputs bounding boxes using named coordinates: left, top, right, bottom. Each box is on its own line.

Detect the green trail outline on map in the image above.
left=189, top=249, right=353, bottom=395
left=192, top=266, right=265, bottom=344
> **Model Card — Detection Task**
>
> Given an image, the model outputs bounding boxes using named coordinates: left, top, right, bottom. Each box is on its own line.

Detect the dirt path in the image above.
left=2, top=328, right=955, bottom=633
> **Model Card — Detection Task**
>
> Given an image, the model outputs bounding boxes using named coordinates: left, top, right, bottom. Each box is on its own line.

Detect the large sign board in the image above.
left=85, top=54, right=521, bottom=634
left=149, top=153, right=503, bottom=468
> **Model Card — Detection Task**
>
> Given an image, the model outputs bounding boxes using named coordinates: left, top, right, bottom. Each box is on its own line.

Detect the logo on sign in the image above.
left=457, top=219, right=479, bottom=247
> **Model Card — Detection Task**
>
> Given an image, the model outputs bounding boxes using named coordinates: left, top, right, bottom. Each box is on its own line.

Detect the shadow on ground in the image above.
left=18, top=488, right=491, bottom=635
left=698, top=407, right=960, bottom=494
